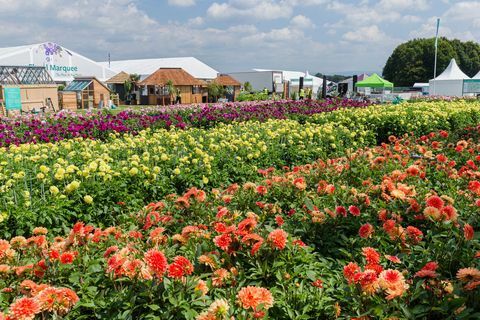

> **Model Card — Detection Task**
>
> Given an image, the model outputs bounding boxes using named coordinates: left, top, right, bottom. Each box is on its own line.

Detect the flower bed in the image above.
left=0, top=99, right=368, bottom=147
left=0, top=129, right=478, bottom=319
left=310, top=100, right=480, bottom=143
left=0, top=119, right=362, bottom=236
left=3, top=100, right=480, bottom=236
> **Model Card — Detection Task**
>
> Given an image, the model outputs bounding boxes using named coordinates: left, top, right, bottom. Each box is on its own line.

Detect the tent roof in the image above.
left=473, top=70, right=480, bottom=79
left=433, top=58, right=470, bottom=80
left=139, top=68, right=204, bottom=86
left=100, top=57, right=218, bottom=80
left=355, top=73, right=393, bottom=88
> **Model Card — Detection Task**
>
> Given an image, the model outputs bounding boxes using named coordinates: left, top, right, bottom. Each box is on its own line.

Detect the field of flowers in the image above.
left=0, top=126, right=479, bottom=319
left=0, top=100, right=479, bottom=319
left=0, top=99, right=368, bottom=147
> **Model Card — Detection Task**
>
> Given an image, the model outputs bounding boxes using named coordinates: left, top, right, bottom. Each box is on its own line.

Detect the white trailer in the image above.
left=228, top=71, right=283, bottom=93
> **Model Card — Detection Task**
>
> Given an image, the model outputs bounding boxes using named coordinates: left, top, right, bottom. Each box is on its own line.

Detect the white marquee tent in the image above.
left=101, top=57, right=219, bottom=80
left=429, top=58, right=470, bottom=97
left=473, top=70, right=480, bottom=79
left=0, top=42, right=116, bottom=82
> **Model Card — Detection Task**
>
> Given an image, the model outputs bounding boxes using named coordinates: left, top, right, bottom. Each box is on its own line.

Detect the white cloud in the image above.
left=291, top=15, right=315, bottom=29
left=168, top=0, right=196, bottom=7
left=187, top=16, right=204, bottom=26
left=207, top=1, right=293, bottom=20
left=343, top=25, right=387, bottom=43
left=378, top=0, right=429, bottom=11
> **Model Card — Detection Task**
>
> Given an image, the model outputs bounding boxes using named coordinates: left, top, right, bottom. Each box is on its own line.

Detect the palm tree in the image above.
left=123, top=73, right=140, bottom=105
left=166, top=80, right=176, bottom=105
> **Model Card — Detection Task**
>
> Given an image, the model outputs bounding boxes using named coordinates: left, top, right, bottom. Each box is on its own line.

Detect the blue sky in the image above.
left=0, top=0, right=479, bottom=74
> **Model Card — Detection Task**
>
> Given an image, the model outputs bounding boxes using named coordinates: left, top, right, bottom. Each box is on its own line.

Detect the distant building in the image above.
left=101, top=57, right=218, bottom=81
left=0, top=42, right=116, bottom=82
left=138, top=68, right=205, bottom=105
left=228, top=71, right=284, bottom=93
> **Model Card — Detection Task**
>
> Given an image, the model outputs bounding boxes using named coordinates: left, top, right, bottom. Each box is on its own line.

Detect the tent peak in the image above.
left=433, top=58, right=470, bottom=80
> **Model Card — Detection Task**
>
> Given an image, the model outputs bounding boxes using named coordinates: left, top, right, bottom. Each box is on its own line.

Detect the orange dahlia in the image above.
left=144, top=249, right=167, bottom=279
left=362, top=247, right=380, bottom=265
left=378, top=269, right=408, bottom=300
left=168, top=256, right=194, bottom=279
left=456, top=268, right=480, bottom=282
left=426, top=196, right=444, bottom=210
left=464, top=224, right=474, bottom=241
left=268, top=229, right=288, bottom=250
left=237, top=286, right=273, bottom=311
left=8, top=297, right=41, bottom=320
left=358, top=223, right=374, bottom=239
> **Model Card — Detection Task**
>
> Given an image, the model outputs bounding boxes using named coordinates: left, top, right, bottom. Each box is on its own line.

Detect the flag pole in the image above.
left=433, top=18, right=440, bottom=96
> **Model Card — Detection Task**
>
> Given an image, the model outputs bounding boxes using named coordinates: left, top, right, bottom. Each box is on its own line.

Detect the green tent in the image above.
left=355, top=73, right=394, bottom=88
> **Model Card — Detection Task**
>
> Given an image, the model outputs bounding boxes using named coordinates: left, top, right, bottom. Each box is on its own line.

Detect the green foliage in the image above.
left=236, top=91, right=268, bottom=101
left=315, top=73, right=349, bottom=83
left=243, top=81, right=253, bottom=92
left=207, top=81, right=225, bottom=102
left=383, top=37, right=480, bottom=86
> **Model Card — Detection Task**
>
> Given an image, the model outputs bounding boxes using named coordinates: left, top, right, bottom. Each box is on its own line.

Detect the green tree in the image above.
left=243, top=81, right=253, bottom=93
left=123, top=73, right=140, bottom=103
left=166, top=80, right=176, bottom=104
left=383, top=38, right=480, bottom=86
left=314, top=73, right=349, bottom=83
left=207, top=81, right=225, bottom=102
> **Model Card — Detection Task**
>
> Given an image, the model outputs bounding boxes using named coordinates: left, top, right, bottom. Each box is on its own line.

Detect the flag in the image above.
left=434, top=18, right=440, bottom=49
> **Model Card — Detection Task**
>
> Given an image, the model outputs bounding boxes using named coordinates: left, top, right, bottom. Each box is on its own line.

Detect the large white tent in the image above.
left=0, top=42, right=116, bottom=82
left=473, top=70, right=480, bottom=79
left=429, top=58, right=470, bottom=96
left=101, top=57, right=218, bottom=80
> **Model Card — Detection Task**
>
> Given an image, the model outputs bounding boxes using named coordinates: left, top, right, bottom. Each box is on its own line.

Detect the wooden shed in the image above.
left=106, top=71, right=130, bottom=105
left=60, top=77, right=111, bottom=110
left=214, top=74, right=241, bottom=102
left=139, top=68, right=204, bottom=105
left=0, top=66, right=58, bottom=115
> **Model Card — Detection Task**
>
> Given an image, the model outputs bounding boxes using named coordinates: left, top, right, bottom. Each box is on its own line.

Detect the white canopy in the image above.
left=473, top=70, right=480, bottom=79
left=433, top=58, right=470, bottom=80
left=428, top=58, right=471, bottom=97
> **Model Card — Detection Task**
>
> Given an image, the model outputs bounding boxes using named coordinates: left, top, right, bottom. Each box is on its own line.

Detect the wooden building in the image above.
left=139, top=68, right=204, bottom=105
left=0, top=66, right=58, bottom=115
left=60, top=77, right=111, bottom=110
left=214, top=74, right=241, bottom=102
left=106, top=71, right=130, bottom=105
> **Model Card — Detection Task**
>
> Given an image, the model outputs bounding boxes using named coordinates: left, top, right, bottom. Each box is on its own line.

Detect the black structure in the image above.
left=0, top=66, right=55, bottom=85
left=322, top=75, right=327, bottom=98
left=352, top=75, right=358, bottom=93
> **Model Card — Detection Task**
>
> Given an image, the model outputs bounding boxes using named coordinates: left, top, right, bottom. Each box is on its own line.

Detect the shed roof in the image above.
left=0, top=65, right=55, bottom=85
left=64, top=77, right=110, bottom=92
left=106, top=71, right=131, bottom=84
left=139, top=68, right=204, bottom=86
left=215, top=74, right=241, bottom=86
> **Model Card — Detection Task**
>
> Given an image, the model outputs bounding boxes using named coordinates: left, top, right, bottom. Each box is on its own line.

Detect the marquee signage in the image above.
left=30, top=42, right=81, bottom=79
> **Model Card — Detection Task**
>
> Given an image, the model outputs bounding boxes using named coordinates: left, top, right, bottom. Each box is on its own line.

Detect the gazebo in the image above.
left=355, top=73, right=394, bottom=90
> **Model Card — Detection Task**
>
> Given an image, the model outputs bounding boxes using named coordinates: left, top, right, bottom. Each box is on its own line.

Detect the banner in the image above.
left=4, top=88, right=22, bottom=110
